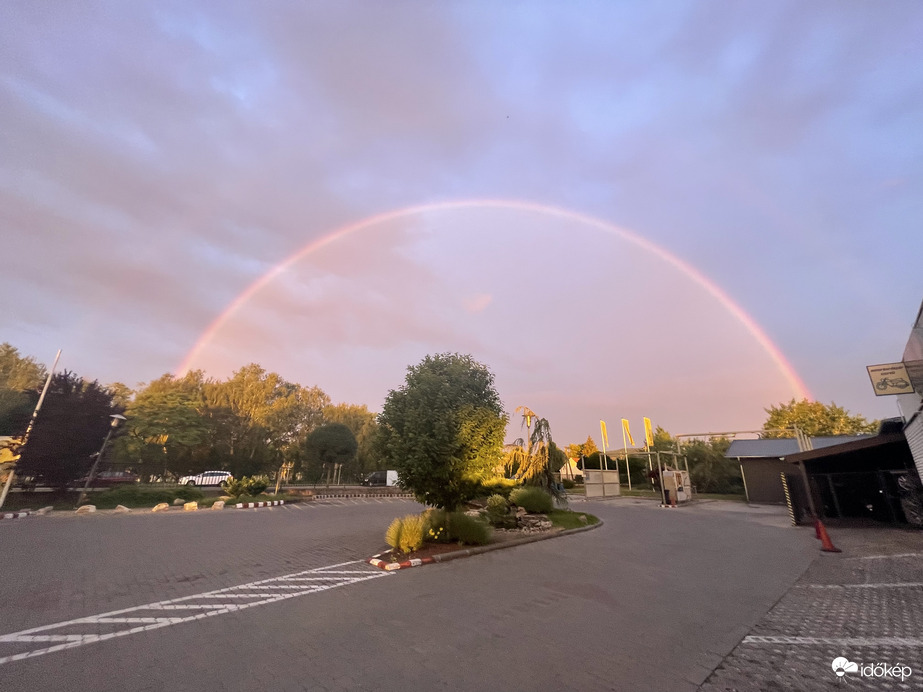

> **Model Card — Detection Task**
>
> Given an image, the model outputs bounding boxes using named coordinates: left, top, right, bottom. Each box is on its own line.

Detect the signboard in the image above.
left=866, top=362, right=913, bottom=396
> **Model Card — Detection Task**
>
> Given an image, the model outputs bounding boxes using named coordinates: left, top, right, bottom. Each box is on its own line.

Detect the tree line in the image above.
left=0, top=344, right=379, bottom=487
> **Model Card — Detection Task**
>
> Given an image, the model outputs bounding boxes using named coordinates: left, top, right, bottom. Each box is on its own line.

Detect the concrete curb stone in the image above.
left=1, top=511, right=31, bottom=520
left=367, top=519, right=604, bottom=571
left=235, top=500, right=285, bottom=509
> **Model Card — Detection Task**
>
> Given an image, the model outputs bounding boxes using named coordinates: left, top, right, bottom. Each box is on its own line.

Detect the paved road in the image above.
left=1, top=498, right=818, bottom=691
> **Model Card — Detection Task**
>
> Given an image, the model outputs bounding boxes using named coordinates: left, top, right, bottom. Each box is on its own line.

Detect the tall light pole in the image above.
left=76, top=414, right=126, bottom=507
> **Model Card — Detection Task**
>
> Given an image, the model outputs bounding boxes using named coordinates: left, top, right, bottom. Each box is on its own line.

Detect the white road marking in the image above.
left=853, top=552, right=923, bottom=560
left=0, top=560, right=389, bottom=665
left=743, top=635, right=923, bottom=646
left=798, top=582, right=923, bottom=589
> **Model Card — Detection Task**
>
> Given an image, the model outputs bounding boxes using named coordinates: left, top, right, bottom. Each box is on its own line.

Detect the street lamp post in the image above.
left=76, top=414, right=126, bottom=508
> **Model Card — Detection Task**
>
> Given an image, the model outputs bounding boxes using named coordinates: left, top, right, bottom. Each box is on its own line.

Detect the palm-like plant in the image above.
left=504, top=406, right=567, bottom=502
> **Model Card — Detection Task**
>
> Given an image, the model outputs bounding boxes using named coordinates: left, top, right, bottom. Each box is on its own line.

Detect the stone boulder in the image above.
left=172, top=497, right=185, bottom=506
left=211, top=500, right=225, bottom=510
left=114, top=505, right=131, bottom=513
left=34, top=506, right=54, bottom=515
left=75, top=504, right=96, bottom=514
left=183, top=501, right=198, bottom=511
left=152, top=502, right=170, bottom=512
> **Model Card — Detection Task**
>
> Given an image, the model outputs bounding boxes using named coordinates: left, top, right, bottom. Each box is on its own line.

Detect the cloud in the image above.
left=463, top=294, right=492, bottom=314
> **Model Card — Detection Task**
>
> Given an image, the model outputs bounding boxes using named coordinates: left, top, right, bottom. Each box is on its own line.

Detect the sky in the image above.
left=2, top=1, right=922, bottom=446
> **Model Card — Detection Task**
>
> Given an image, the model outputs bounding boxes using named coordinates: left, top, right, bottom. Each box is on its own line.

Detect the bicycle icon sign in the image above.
left=867, top=363, right=913, bottom=396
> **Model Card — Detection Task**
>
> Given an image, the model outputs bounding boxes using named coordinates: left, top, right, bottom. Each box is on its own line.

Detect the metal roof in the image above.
left=725, top=435, right=873, bottom=459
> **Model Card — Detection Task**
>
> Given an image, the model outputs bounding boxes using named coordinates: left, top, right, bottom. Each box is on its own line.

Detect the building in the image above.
left=726, top=436, right=872, bottom=505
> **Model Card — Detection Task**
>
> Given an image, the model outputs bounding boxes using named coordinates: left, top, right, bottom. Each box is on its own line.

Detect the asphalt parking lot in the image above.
left=3, top=497, right=913, bottom=691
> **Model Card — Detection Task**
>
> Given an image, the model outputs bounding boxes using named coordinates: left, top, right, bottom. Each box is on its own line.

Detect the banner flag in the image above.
left=621, top=419, right=635, bottom=447
left=600, top=420, right=609, bottom=449
left=644, top=417, right=654, bottom=448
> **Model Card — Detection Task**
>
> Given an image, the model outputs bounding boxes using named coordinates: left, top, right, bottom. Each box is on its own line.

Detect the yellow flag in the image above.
left=621, top=418, right=635, bottom=447
left=644, top=417, right=654, bottom=448
left=599, top=420, right=609, bottom=449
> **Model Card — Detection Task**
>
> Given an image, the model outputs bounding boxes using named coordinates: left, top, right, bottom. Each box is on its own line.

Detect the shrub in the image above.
left=562, top=479, right=576, bottom=490
left=425, top=509, right=492, bottom=545
left=478, top=477, right=520, bottom=499
left=510, top=486, right=554, bottom=513
left=385, top=517, right=403, bottom=550
left=385, top=513, right=429, bottom=554
left=486, top=494, right=508, bottom=514
left=223, top=476, right=270, bottom=499
left=447, top=511, right=492, bottom=545
left=398, top=514, right=428, bottom=554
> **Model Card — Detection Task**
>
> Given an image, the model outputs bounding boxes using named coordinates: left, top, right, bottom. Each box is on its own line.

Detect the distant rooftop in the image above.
left=725, top=435, right=873, bottom=459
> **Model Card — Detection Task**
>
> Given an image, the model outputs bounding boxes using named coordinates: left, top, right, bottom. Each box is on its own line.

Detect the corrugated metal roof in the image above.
left=725, top=435, right=874, bottom=459
left=725, top=439, right=800, bottom=458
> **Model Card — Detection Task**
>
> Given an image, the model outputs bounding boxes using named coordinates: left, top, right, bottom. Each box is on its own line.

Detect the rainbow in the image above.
left=177, top=198, right=811, bottom=399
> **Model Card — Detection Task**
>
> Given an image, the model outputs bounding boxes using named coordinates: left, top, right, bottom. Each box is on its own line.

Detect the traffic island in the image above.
left=368, top=515, right=602, bottom=571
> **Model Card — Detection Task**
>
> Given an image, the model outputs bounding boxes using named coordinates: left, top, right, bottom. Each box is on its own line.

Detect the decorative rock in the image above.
left=517, top=513, right=552, bottom=533
left=183, top=501, right=198, bottom=511
left=35, top=506, right=54, bottom=515
left=172, top=498, right=185, bottom=506
left=152, top=502, right=170, bottom=512
left=211, top=500, right=225, bottom=510
left=75, top=504, right=96, bottom=514
left=114, top=505, right=131, bottom=513
left=578, top=514, right=588, bottom=524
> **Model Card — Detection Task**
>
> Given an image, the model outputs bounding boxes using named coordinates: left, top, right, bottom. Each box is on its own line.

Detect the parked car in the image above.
left=360, top=470, right=399, bottom=487
left=78, top=470, right=140, bottom=486
left=178, top=471, right=233, bottom=487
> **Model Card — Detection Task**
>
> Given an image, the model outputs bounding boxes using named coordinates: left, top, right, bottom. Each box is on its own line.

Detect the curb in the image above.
left=235, top=500, right=285, bottom=509
left=367, top=519, right=604, bottom=571
left=312, top=493, right=415, bottom=500
left=1, top=511, right=30, bottom=520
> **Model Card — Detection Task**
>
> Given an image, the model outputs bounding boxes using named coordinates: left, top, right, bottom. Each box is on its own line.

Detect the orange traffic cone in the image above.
left=814, top=518, right=822, bottom=539
left=816, top=520, right=841, bottom=553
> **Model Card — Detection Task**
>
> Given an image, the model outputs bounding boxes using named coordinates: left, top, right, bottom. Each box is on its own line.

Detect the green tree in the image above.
left=0, top=344, right=46, bottom=436
left=106, top=382, right=135, bottom=409
left=114, top=373, right=211, bottom=479
left=375, top=353, right=507, bottom=510
left=682, top=437, right=741, bottom=494
left=762, top=399, right=879, bottom=438
left=323, top=403, right=379, bottom=473
left=16, top=371, right=121, bottom=488
left=302, top=423, right=359, bottom=482
left=0, top=343, right=46, bottom=392
left=564, top=435, right=598, bottom=461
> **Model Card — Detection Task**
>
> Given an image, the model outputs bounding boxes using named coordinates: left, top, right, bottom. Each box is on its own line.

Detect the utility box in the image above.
left=662, top=469, right=691, bottom=503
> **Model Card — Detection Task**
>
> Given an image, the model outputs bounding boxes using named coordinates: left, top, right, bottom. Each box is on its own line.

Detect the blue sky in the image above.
left=2, top=1, right=921, bottom=444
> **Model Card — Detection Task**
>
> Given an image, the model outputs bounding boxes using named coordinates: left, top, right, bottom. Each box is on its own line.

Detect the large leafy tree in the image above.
left=16, top=371, right=121, bottom=487
left=762, top=399, right=879, bottom=438
left=0, top=343, right=46, bottom=436
left=564, top=435, right=598, bottom=461
left=301, top=423, right=359, bottom=482
left=323, top=403, right=379, bottom=473
left=114, top=372, right=211, bottom=479
left=202, top=365, right=329, bottom=477
left=375, top=353, right=508, bottom=510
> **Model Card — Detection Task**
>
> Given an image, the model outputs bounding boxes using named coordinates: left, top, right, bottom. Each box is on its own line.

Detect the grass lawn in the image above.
left=548, top=509, right=599, bottom=529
